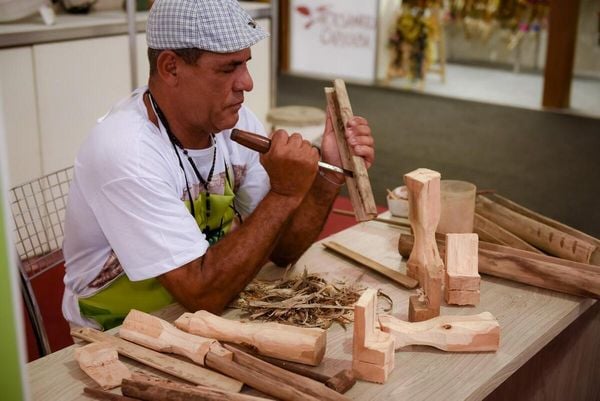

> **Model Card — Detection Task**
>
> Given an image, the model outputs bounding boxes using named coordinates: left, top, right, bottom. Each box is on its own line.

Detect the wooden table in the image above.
left=27, top=214, right=600, bottom=400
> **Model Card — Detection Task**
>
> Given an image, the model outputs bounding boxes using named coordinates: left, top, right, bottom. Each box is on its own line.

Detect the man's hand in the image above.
left=260, top=129, right=320, bottom=201
left=320, top=108, right=375, bottom=184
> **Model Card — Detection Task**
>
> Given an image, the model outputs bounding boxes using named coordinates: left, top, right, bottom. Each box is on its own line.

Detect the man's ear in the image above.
left=156, top=50, right=179, bottom=86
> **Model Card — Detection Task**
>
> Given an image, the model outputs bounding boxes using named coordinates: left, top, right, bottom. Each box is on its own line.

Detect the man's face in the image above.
left=177, top=48, right=253, bottom=134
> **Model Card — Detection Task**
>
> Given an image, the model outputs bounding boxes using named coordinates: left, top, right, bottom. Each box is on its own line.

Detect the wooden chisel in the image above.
left=231, top=128, right=354, bottom=177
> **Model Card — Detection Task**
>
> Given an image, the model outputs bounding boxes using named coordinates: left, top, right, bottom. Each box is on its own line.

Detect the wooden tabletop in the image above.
left=27, top=213, right=596, bottom=400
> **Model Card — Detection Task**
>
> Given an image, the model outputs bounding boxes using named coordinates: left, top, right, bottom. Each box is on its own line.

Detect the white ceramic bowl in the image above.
left=387, top=186, right=409, bottom=217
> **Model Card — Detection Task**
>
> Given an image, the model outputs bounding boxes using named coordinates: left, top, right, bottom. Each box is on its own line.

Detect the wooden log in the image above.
left=222, top=344, right=350, bottom=401
left=324, top=80, right=377, bottom=222
left=352, top=288, right=395, bottom=383
left=476, top=195, right=596, bottom=263
left=323, top=241, right=418, bottom=289
left=174, top=310, right=325, bottom=366
left=119, top=309, right=219, bottom=366
left=121, top=372, right=270, bottom=401
left=379, top=312, right=500, bottom=352
left=398, top=234, right=600, bottom=299
left=205, top=351, right=321, bottom=401
left=74, top=342, right=131, bottom=390
left=485, top=193, right=600, bottom=265
left=83, top=387, right=139, bottom=401
left=70, top=327, right=243, bottom=393
left=474, top=213, right=543, bottom=254
left=404, top=168, right=444, bottom=321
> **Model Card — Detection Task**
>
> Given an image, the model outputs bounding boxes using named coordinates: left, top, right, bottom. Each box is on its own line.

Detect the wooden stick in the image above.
left=174, top=310, right=326, bottom=366
left=121, top=372, right=270, bottom=401
left=398, top=234, right=600, bottom=299
left=70, top=327, right=243, bottom=393
left=379, top=312, right=500, bottom=352
left=324, top=81, right=377, bottom=222
left=474, top=213, right=543, bottom=254
left=323, top=241, right=418, bottom=289
left=83, top=387, right=139, bottom=401
left=222, top=344, right=350, bottom=401
left=476, top=195, right=596, bottom=263
left=486, top=193, right=600, bottom=265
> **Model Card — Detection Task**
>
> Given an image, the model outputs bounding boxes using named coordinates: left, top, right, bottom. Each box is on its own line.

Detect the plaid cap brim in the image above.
left=147, top=0, right=269, bottom=53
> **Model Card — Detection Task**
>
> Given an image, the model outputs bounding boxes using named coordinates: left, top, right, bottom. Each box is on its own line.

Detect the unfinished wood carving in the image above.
left=324, top=79, right=377, bottom=222
left=119, top=309, right=220, bottom=366
left=352, top=288, right=395, bottom=383
left=404, top=168, right=444, bottom=321
left=379, top=312, right=500, bottom=352
left=174, top=310, right=326, bottom=366
left=444, top=233, right=480, bottom=305
left=74, top=342, right=131, bottom=390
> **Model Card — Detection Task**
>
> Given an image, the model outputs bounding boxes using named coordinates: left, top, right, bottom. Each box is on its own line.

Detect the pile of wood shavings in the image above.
left=231, top=268, right=365, bottom=329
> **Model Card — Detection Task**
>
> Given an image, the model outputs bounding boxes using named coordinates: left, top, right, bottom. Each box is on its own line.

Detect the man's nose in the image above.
left=234, top=65, right=253, bottom=92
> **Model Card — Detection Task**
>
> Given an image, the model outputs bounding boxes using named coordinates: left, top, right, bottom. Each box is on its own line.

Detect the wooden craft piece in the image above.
left=352, top=288, right=395, bottom=383
left=476, top=195, right=596, bottom=263
left=474, top=213, right=543, bottom=253
left=323, top=241, right=418, bottom=289
left=379, top=312, right=500, bottom=352
left=325, top=369, right=357, bottom=394
left=174, top=310, right=326, bottom=366
left=398, top=234, right=600, bottom=299
left=74, top=342, right=131, bottom=390
left=119, top=309, right=218, bottom=366
left=324, top=79, right=377, bottom=222
left=121, top=372, right=270, bottom=401
left=408, top=294, right=438, bottom=322
left=70, top=327, right=243, bottom=393
left=444, top=233, right=480, bottom=305
left=222, top=344, right=350, bottom=401
left=404, top=168, right=444, bottom=321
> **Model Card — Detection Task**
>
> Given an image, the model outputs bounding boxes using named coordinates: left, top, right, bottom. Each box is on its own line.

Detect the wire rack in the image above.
left=9, top=166, right=73, bottom=279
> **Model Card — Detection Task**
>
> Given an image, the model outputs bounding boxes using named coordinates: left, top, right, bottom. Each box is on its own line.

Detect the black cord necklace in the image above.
left=147, top=90, right=216, bottom=219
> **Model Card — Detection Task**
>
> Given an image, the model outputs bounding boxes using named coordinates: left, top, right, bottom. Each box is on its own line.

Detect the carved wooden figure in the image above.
left=379, top=312, right=500, bottom=352
left=175, top=310, right=327, bottom=366
left=352, top=288, right=395, bottom=383
left=445, top=233, right=481, bottom=305
left=74, top=342, right=131, bottom=390
left=404, top=168, right=444, bottom=321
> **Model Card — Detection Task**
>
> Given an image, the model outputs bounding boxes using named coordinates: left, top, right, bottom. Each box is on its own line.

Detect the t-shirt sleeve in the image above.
left=90, top=175, right=208, bottom=281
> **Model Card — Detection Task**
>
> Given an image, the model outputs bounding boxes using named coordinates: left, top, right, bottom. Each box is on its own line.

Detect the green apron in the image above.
left=78, top=172, right=236, bottom=330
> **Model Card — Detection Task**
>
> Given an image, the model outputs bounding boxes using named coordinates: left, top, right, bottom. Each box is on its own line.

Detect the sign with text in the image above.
left=290, top=0, right=379, bottom=82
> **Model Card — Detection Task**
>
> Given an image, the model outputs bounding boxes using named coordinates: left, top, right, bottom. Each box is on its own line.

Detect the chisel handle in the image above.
left=231, top=129, right=271, bottom=153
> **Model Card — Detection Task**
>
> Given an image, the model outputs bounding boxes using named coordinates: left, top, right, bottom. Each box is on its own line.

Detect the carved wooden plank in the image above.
left=398, top=234, right=600, bottom=299
left=476, top=195, right=596, bottom=263
left=222, top=344, right=350, bottom=401
left=324, top=80, right=377, bottom=222
left=70, top=327, right=243, bottom=393
left=74, top=342, right=130, bottom=390
left=119, top=309, right=218, bottom=366
left=485, top=193, right=600, bottom=265
left=352, top=288, right=395, bottom=383
left=444, top=233, right=480, bottom=306
left=323, top=241, right=418, bottom=289
left=174, top=310, right=326, bottom=366
left=474, top=213, right=543, bottom=254
left=404, top=168, right=444, bottom=321
left=379, top=312, right=500, bottom=352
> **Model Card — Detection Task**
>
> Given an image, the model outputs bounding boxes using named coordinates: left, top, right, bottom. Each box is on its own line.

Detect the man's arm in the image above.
left=158, top=132, right=319, bottom=313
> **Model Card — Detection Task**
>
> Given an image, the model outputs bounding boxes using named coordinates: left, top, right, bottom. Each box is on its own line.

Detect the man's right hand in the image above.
left=260, top=130, right=319, bottom=202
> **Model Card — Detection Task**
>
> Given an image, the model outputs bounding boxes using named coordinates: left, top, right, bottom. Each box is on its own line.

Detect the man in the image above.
left=62, top=0, right=374, bottom=329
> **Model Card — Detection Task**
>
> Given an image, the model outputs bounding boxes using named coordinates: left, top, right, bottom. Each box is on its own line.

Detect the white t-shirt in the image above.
left=62, top=87, right=270, bottom=327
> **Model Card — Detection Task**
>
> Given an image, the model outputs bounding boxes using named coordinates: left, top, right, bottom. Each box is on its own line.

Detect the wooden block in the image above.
left=408, top=295, right=439, bottom=322
left=351, top=359, right=392, bottom=384
left=324, top=80, right=377, bottom=222
left=174, top=310, right=326, bottom=366
left=119, top=309, right=218, bottom=366
left=445, top=289, right=480, bottom=306
left=444, top=233, right=480, bottom=291
left=74, top=342, right=131, bottom=390
left=379, top=312, right=500, bottom=352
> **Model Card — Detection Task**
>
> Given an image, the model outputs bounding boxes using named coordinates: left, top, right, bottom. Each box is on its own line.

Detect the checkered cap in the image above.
left=147, top=0, right=269, bottom=53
